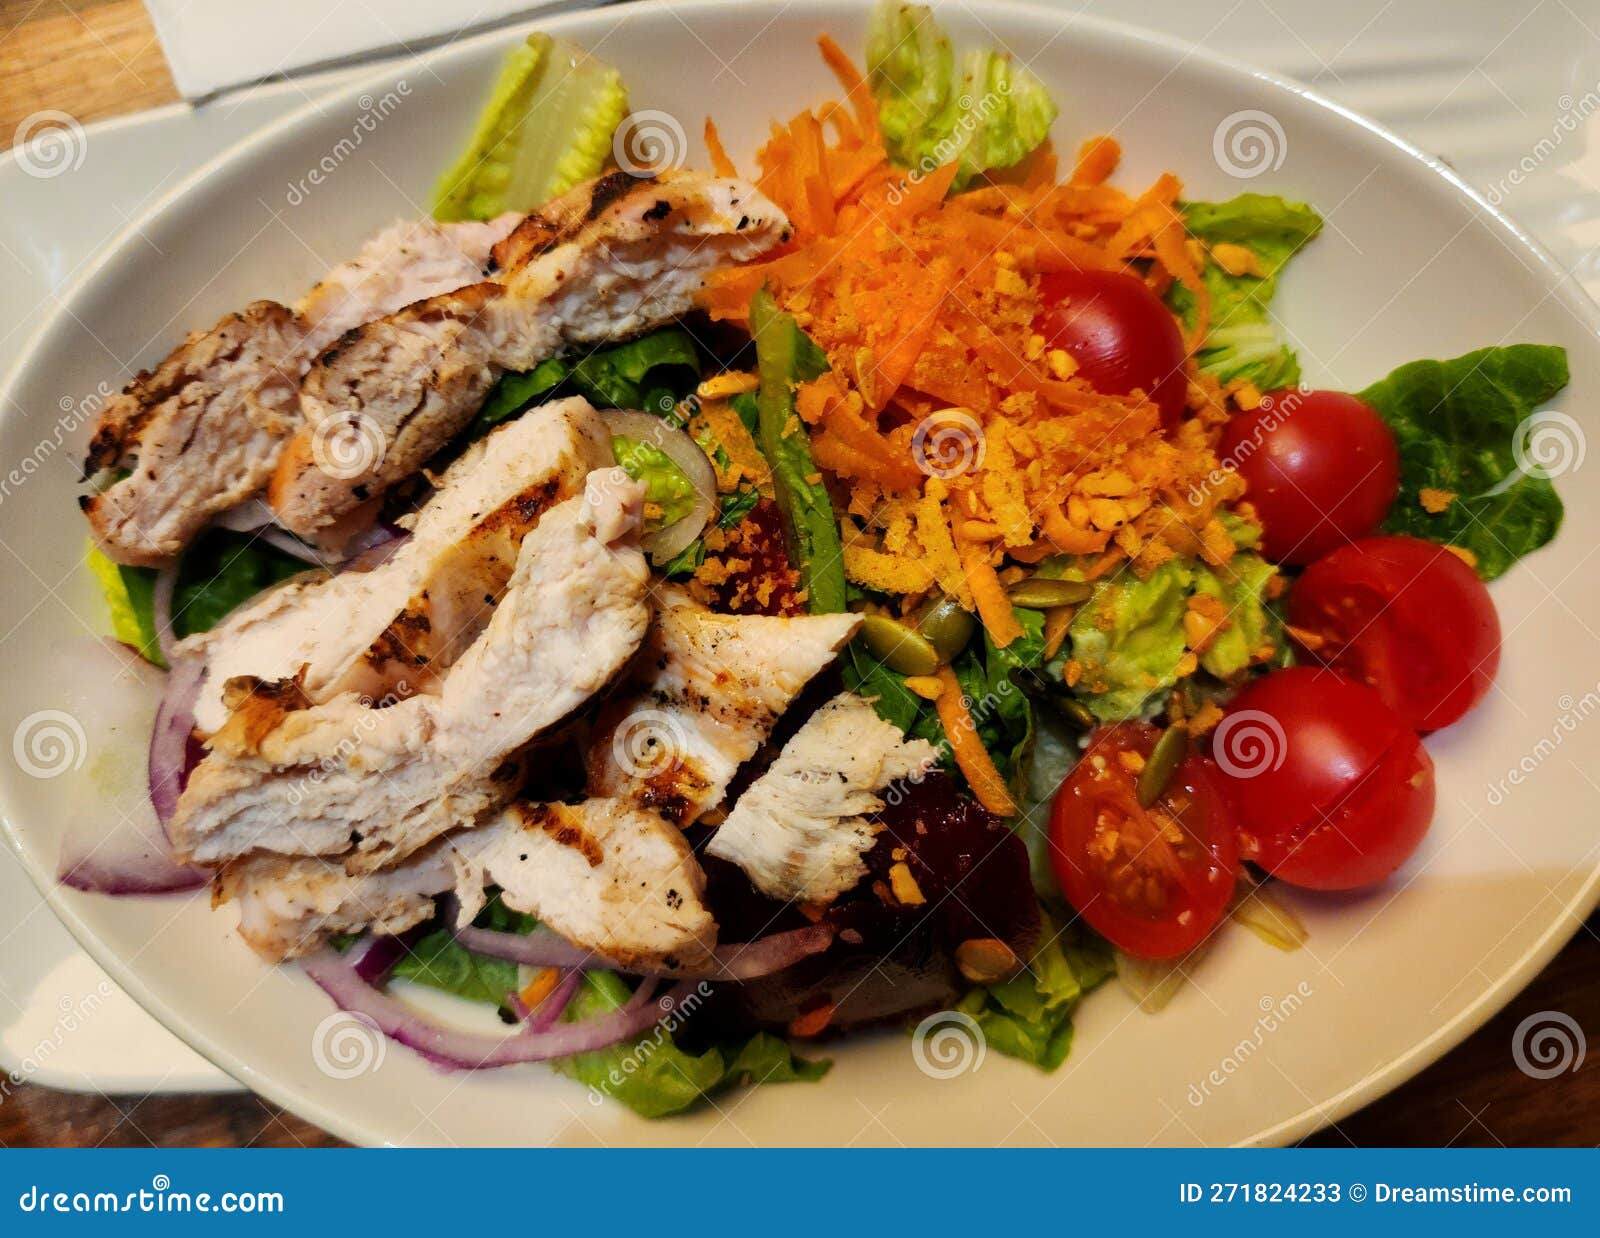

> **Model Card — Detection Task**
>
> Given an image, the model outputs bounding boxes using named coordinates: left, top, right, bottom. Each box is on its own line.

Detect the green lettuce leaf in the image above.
left=1360, top=344, right=1569, bottom=579
left=469, top=328, right=701, bottom=437
left=552, top=972, right=828, bottom=1118
left=749, top=287, right=846, bottom=615
left=389, top=895, right=537, bottom=1007
left=1066, top=554, right=1278, bottom=720
left=170, top=530, right=306, bottom=639
left=434, top=33, right=629, bottom=221
left=1169, top=194, right=1323, bottom=389
left=866, top=1, right=1056, bottom=192
left=956, top=914, right=1113, bottom=1070
left=87, top=543, right=164, bottom=667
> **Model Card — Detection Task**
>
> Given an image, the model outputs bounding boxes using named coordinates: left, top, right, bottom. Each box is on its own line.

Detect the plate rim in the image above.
left=3, top=0, right=1598, bottom=1147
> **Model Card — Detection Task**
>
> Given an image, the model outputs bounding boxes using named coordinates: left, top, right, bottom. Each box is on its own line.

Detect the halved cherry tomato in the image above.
left=1049, top=723, right=1237, bottom=959
left=1288, top=535, right=1501, bottom=732
left=1211, top=667, right=1435, bottom=890
left=1218, top=389, right=1399, bottom=564
left=1035, top=270, right=1188, bottom=428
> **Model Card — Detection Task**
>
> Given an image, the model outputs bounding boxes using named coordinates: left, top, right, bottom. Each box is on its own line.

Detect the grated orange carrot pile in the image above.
left=700, top=39, right=1244, bottom=648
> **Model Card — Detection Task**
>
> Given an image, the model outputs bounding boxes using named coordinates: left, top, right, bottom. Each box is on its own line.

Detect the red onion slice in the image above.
left=151, top=563, right=180, bottom=665
left=56, top=639, right=207, bottom=895
left=601, top=409, right=717, bottom=565
left=453, top=920, right=834, bottom=981
left=148, top=653, right=205, bottom=829
left=302, top=951, right=686, bottom=1071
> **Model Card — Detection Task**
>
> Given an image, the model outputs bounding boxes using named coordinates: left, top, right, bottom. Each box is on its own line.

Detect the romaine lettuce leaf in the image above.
left=956, top=914, right=1113, bottom=1070
left=434, top=33, right=628, bottom=222
left=866, top=1, right=1056, bottom=192
left=469, top=328, right=701, bottom=437
left=171, top=530, right=305, bottom=639
left=613, top=435, right=699, bottom=530
left=1168, top=194, right=1323, bottom=389
left=552, top=972, right=828, bottom=1118
left=1360, top=344, right=1568, bottom=579
left=87, top=543, right=164, bottom=667
left=389, top=896, right=536, bottom=1007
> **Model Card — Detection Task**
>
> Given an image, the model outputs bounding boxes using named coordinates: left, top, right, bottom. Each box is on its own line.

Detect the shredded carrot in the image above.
left=519, top=968, right=560, bottom=1010
left=935, top=666, right=1018, bottom=817
left=788, top=1002, right=836, bottom=1038
left=956, top=526, right=1024, bottom=648
left=699, top=41, right=1234, bottom=596
left=703, top=118, right=737, bottom=178
left=1042, top=605, right=1075, bottom=660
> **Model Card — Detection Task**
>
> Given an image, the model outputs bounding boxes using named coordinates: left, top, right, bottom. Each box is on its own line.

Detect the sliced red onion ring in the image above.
left=601, top=409, right=716, bottom=565
left=452, top=920, right=834, bottom=981
left=151, top=563, right=180, bottom=665
left=302, top=951, right=684, bottom=1071
left=526, top=969, right=584, bottom=1032
left=56, top=639, right=207, bottom=895
left=148, top=653, right=205, bottom=829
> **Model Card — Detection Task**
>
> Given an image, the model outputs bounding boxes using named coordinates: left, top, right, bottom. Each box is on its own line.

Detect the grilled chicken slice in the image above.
left=222, top=796, right=714, bottom=967
left=271, top=171, right=789, bottom=539
left=587, top=587, right=860, bottom=825
left=179, top=397, right=613, bottom=734
left=82, top=302, right=306, bottom=566
left=219, top=843, right=465, bottom=962
left=464, top=798, right=716, bottom=971
left=707, top=693, right=940, bottom=906
left=82, top=215, right=520, bottom=566
left=170, top=470, right=650, bottom=870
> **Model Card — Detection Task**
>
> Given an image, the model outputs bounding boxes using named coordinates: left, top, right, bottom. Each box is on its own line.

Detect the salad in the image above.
left=69, top=2, right=1567, bottom=1119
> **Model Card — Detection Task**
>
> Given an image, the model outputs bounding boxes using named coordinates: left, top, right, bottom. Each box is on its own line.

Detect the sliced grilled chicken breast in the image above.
left=83, top=216, right=520, bottom=566
left=587, top=587, right=860, bottom=825
left=222, top=796, right=714, bottom=967
left=220, top=843, right=464, bottom=962
left=179, top=397, right=613, bottom=734
left=170, top=470, right=650, bottom=870
left=271, top=171, right=788, bottom=539
left=465, top=798, right=716, bottom=971
left=707, top=693, right=940, bottom=906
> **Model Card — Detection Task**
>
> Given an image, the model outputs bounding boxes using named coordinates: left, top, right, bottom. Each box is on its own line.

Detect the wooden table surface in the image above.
left=3, top=0, right=1598, bottom=1150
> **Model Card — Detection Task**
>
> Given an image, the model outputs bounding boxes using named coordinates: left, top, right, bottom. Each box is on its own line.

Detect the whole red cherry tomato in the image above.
left=1035, top=270, right=1188, bottom=428
left=1289, top=535, right=1501, bottom=731
left=1218, top=389, right=1399, bottom=564
left=1210, top=667, right=1435, bottom=890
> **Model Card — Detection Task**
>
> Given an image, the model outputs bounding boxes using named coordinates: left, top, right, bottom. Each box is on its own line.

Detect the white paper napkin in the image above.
left=143, top=0, right=590, bottom=99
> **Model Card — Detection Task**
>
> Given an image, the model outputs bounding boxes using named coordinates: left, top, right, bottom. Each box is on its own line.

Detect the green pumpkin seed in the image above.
left=1005, top=577, right=1094, bottom=609
left=914, top=596, right=977, bottom=662
left=858, top=613, right=940, bottom=677
left=1136, top=724, right=1189, bottom=807
left=1045, top=695, right=1097, bottom=730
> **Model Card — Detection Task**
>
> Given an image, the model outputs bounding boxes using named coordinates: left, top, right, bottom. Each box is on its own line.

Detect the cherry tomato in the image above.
left=1289, top=535, right=1501, bottom=731
left=1211, top=667, right=1435, bottom=891
left=1218, top=389, right=1399, bottom=564
left=1049, top=723, right=1238, bottom=959
left=1035, top=270, right=1188, bottom=428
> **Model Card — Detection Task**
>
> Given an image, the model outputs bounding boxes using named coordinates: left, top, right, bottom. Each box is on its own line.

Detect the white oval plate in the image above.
left=3, top=0, right=1597, bottom=1147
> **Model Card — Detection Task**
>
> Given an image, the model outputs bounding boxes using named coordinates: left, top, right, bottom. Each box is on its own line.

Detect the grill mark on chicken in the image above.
left=517, top=802, right=604, bottom=867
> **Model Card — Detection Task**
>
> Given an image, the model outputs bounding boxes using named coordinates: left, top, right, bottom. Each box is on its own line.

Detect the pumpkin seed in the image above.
left=858, top=613, right=940, bottom=677
left=1005, top=577, right=1094, bottom=609
left=913, top=596, right=977, bottom=662
left=1136, top=723, right=1189, bottom=807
